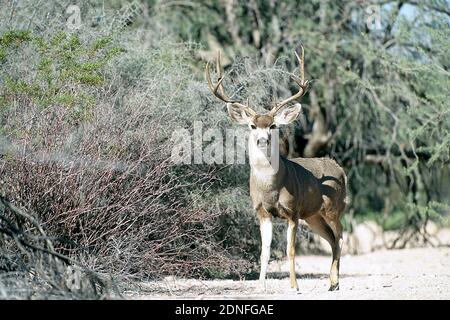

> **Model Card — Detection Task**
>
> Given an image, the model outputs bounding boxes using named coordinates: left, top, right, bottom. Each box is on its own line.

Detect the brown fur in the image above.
left=250, top=153, right=347, bottom=291
left=251, top=156, right=347, bottom=221
left=253, top=114, right=274, bottom=128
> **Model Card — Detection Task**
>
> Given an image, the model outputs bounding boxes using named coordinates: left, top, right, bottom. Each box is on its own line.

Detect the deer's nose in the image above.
left=257, top=137, right=269, bottom=148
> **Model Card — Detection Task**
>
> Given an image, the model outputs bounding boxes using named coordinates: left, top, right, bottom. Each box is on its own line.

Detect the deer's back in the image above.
left=289, top=157, right=346, bottom=182
left=288, top=157, right=348, bottom=219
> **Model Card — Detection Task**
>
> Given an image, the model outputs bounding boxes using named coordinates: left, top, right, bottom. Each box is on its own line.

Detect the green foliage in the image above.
left=152, top=0, right=450, bottom=253
left=0, top=30, right=124, bottom=124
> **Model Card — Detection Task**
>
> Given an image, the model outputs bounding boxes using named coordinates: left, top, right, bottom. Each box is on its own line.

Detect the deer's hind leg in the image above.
left=305, top=214, right=341, bottom=291
left=322, top=214, right=343, bottom=291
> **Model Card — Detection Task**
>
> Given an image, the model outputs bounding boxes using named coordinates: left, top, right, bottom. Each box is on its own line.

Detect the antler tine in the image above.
left=270, top=45, right=310, bottom=115
left=215, top=50, right=227, bottom=98
left=296, top=45, right=305, bottom=84
left=205, top=51, right=256, bottom=116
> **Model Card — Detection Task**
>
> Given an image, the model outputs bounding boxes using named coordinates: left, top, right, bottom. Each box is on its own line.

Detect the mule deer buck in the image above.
left=205, top=47, right=347, bottom=291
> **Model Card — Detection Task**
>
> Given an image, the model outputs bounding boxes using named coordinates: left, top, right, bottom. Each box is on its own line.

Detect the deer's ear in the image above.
left=227, top=103, right=251, bottom=124
left=274, top=103, right=302, bottom=125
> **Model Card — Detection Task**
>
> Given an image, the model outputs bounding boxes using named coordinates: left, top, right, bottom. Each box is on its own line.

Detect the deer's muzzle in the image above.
left=257, top=137, right=269, bottom=148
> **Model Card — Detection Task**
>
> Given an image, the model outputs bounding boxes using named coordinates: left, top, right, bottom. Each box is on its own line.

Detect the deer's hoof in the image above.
left=328, top=283, right=340, bottom=291
left=288, top=286, right=300, bottom=294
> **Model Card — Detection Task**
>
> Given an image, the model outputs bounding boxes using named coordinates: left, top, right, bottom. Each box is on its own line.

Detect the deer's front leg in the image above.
left=258, top=215, right=273, bottom=291
left=287, top=218, right=299, bottom=290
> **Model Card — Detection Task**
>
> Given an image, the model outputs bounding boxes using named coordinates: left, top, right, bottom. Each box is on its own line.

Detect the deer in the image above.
left=205, top=46, right=348, bottom=292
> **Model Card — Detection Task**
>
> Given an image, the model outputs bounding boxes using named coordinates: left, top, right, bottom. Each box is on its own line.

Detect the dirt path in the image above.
left=127, top=247, right=450, bottom=300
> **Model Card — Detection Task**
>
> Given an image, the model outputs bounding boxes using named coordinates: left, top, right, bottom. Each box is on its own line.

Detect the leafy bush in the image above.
left=0, top=4, right=245, bottom=297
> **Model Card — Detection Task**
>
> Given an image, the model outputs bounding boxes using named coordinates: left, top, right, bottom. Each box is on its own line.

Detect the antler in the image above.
left=205, top=50, right=256, bottom=117
left=269, top=45, right=310, bottom=115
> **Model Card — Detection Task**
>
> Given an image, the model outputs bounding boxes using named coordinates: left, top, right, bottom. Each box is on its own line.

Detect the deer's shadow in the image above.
left=244, top=271, right=365, bottom=280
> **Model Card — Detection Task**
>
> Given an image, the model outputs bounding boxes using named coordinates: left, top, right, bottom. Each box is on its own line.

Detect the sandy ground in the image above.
left=126, top=247, right=450, bottom=300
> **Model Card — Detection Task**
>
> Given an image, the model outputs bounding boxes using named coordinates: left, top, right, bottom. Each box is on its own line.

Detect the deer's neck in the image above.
left=248, top=139, right=284, bottom=188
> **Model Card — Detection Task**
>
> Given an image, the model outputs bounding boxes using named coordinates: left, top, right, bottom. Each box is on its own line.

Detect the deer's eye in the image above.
left=269, top=124, right=277, bottom=130
left=250, top=124, right=257, bottom=130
